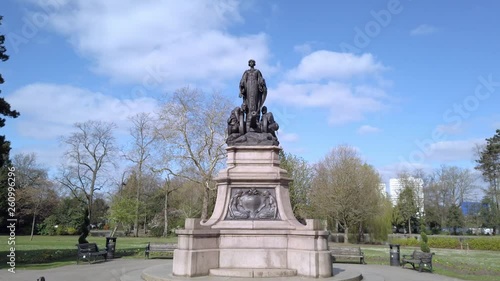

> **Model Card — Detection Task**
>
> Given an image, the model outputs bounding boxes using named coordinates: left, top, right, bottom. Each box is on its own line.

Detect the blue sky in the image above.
left=1, top=0, right=499, bottom=190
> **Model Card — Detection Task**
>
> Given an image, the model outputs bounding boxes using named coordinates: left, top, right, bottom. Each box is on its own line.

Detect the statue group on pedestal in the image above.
left=226, top=59, right=279, bottom=146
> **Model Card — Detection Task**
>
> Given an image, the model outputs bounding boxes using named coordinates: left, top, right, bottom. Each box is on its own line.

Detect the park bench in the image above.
left=145, top=242, right=177, bottom=259
left=76, top=243, right=107, bottom=264
left=402, top=250, right=434, bottom=272
left=330, top=247, right=366, bottom=264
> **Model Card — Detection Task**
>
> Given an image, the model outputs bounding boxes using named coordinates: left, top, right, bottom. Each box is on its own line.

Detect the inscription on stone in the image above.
left=226, top=188, right=280, bottom=220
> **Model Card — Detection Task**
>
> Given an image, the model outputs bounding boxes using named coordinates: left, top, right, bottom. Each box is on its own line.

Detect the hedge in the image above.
left=389, top=236, right=500, bottom=251
left=0, top=247, right=145, bottom=265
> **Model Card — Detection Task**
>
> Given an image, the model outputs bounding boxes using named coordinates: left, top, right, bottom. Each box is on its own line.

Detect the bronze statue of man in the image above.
left=239, top=59, right=267, bottom=116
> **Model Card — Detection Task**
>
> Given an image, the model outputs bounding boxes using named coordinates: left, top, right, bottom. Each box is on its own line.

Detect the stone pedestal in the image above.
left=173, top=146, right=332, bottom=278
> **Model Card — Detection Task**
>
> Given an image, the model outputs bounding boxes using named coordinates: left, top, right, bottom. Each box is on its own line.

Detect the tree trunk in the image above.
left=134, top=170, right=142, bottom=237
left=133, top=198, right=140, bottom=237
left=163, top=190, right=169, bottom=237
left=201, top=186, right=209, bottom=220
left=408, top=218, right=412, bottom=235
left=344, top=226, right=349, bottom=244
left=30, top=212, right=36, bottom=241
left=87, top=195, right=93, bottom=224
left=110, top=225, right=118, bottom=237
left=358, top=223, right=363, bottom=243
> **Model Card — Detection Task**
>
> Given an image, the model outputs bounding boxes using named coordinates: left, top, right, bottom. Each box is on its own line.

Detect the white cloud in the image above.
left=8, top=83, right=158, bottom=139
left=279, top=132, right=299, bottom=142
left=287, top=51, right=385, bottom=81
left=293, top=43, right=313, bottom=55
left=269, top=82, right=387, bottom=125
left=378, top=162, right=432, bottom=184
left=357, top=125, right=381, bottom=135
left=435, top=124, right=463, bottom=135
left=410, top=24, right=438, bottom=36
left=426, top=139, right=484, bottom=162
left=35, top=0, right=273, bottom=86
left=265, top=51, right=389, bottom=125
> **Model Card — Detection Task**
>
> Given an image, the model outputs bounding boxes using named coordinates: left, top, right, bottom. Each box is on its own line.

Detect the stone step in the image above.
left=142, top=264, right=363, bottom=281
left=209, top=268, right=297, bottom=278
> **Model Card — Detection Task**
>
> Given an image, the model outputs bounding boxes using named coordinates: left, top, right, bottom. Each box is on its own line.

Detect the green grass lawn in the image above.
left=357, top=244, right=500, bottom=281
left=0, top=235, right=176, bottom=269
left=1, top=235, right=499, bottom=280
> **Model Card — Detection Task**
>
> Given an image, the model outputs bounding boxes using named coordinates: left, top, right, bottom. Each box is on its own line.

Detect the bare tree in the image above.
left=310, top=145, right=383, bottom=243
left=433, top=165, right=477, bottom=207
left=124, top=113, right=157, bottom=236
left=424, top=165, right=478, bottom=230
left=155, top=87, right=233, bottom=220
left=58, top=120, right=117, bottom=223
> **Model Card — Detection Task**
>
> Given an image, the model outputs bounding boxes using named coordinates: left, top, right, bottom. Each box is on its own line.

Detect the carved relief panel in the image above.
left=225, top=188, right=280, bottom=220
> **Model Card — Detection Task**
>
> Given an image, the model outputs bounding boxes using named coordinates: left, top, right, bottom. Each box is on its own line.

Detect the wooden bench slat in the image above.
left=145, top=243, right=177, bottom=259
left=330, top=247, right=366, bottom=264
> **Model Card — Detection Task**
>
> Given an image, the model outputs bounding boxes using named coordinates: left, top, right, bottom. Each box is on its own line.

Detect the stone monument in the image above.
left=172, top=60, right=332, bottom=278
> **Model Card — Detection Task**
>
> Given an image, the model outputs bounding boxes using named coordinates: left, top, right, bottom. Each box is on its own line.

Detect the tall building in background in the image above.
left=389, top=177, right=424, bottom=215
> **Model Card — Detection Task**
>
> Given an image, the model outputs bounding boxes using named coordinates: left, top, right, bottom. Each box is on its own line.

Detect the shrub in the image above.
left=421, top=232, right=428, bottom=243
left=389, top=234, right=500, bottom=251
left=466, top=237, right=500, bottom=251
left=37, top=216, right=58, bottom=236
left=420, top=232, right=430, bottom=253
left=56, top=225, right=67, bottom=235
left=420, top=241, right=430, bottom=253
left=66, top=227, right=77, bottom=235
left=15, top=249, right=76, bottom=264
left=428, top=237, right=461, bottom=249
left=390, top=237, right=419, bottom=247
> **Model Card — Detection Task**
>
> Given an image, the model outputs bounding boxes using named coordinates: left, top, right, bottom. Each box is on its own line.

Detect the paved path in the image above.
left=337, top=263, right=465, bottom=281
left=0, top=259, right=166, bottom=281
left=0, top=259, right=466, bottom=281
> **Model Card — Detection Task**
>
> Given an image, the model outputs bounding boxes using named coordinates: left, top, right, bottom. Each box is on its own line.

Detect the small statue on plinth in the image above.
left=260, top=106, right=279, bottom=139
left=226, top=59, right=279, bottom=146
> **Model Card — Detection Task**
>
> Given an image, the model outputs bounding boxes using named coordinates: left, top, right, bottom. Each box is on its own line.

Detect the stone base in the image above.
left=172, top=146, right=333, bottom=278
left=210, top=268, right=297, bottom=278
left=172, top=219, right=333, bottom=278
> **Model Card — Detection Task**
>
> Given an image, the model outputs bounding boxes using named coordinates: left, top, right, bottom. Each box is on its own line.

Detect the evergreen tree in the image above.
left=475, top=129, right=500, bottom=234
left=0, top=16, right=20, bottom=166
left=0, top=15, right=20, bottom=231
left=446, top=204, right=465, bottom=235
